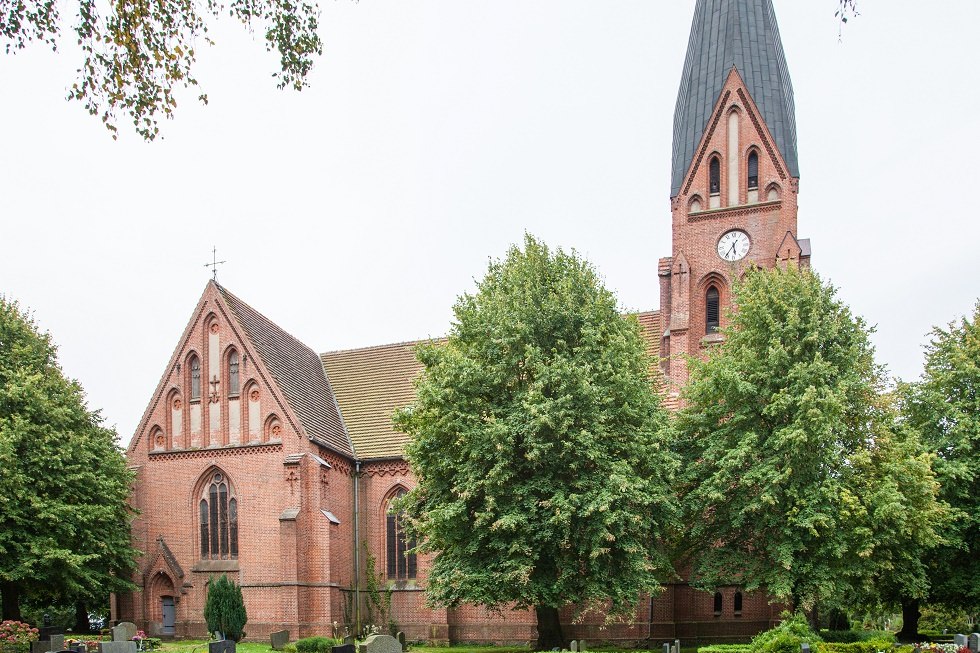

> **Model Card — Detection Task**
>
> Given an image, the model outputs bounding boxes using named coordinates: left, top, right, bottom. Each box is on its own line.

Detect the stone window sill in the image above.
left=192, top=559, right=240, bottom=573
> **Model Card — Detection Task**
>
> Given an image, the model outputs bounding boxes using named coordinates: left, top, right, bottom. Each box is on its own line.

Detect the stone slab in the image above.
left=99, top=642, right=138, bottom=653
left=270, top=631, right=289, bottom=651
left=31, top=642, right=51, bottom=653
left=954, top=636, right=967, bottom=648
left=49, top=636, right=64, bottom=651
left=967, top=634, right=979, bottom=653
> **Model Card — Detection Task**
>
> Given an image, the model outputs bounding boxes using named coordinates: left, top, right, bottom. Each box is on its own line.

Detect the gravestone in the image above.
left=99, top=642, right=138, bottom=653
left=363, top=634, right=401, bottom=653
left=31, top=642, right=51, bottom=653
left=967, top=634, right=979, bottom=653
left=954, top=636, right=967, bottom=648
left=663, top=643, right=670, bottom=653
left=39, top=628, right=61, bottom=642
left=208, top=641, right=235, bottom=653
left=343, top=637, right=355, bottom=646
left=675, top=639, right=681, bottom=653
left=332, top=644, right=356, bottom=653
left=570, top=642, right=578, bottom=653
left=579, top=642, right=587, bottom=652
left=49, top=636, right=65, bottom=651
left=112, top=623, right=137, bottom=643
left=270, top=631, right=290, bottom=651
left=396, top=633, right=405, bottom=650
left=801, top=644, right=811, bottom=653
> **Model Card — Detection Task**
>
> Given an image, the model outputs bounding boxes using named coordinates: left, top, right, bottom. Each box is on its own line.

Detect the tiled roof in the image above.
left=671, top=0, right=798, bottom=197
left=218, top=284, right=353, bottom=457
left=323, top=312, right=665, bottom=461
left=320, top=341, right=429, bottom=460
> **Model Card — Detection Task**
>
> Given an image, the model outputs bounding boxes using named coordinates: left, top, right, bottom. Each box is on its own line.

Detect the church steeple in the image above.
left=670, top=0, right=798, bottom=197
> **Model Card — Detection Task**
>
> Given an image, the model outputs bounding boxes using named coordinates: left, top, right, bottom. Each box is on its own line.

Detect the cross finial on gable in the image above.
left=204, top=246, right=226, bottom=281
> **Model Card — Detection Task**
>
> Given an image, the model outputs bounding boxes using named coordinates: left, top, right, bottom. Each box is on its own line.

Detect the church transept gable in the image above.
left=129, top=281, right=351, bottom=460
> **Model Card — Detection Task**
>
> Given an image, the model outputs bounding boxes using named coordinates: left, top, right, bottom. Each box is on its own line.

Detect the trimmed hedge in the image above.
left=818, top=641, right=895, bottom=653
left=295, top=637, right=343, bottom=653
left=698, top=646, right=752, bottom=653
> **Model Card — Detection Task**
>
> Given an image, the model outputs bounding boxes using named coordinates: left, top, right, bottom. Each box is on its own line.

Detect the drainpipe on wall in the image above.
left=352, top=460, right=362, bottom=637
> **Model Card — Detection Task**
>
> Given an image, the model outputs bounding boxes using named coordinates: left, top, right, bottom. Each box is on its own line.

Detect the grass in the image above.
left=158, top=642, right=273, bottom=653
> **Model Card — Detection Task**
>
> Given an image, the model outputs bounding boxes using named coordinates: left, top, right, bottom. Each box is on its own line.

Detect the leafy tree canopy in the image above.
left=1, top=0, right=324, bottom=140
left=395, top=235, right=677, bottom=649
left=673, top=266, right=943, bottom=613
left=0, top=297, right=138, bottom=621
left=897, top=301, right=980, bottom=617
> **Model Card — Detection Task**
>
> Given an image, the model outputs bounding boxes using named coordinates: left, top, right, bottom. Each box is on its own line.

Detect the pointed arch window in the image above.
left=199, top=472, right=238, bottom=559
left=706, top=286, right=720, bottom=334
left=713, top=591, right=723, bottom=617
left=747, top=151, right=759, bottom=190
left=228, top=350, right=240, bottom=397
left=386, top=489, right=417, bottom=579
left=709, top=156, right=721, bottom=195
left=189, top=355, right=201, bottom=401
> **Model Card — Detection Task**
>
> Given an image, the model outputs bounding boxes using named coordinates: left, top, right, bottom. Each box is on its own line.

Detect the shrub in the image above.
left=817, top=640, right=895, bottom=653
left=204, top=574, right=248, bottom=641
left=822, top=632, right=860, bottom=644
left=0, top=622, right=39, bottom=645
left=700, top=646, right=752, bottom=653
left=295, top=637, right=342, bottom=653
left=751, top=613, right=822, bottom=653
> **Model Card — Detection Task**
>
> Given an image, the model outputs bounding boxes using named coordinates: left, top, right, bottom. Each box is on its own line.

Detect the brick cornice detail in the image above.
left=363, top=460, right=410, bottom=477
left=148, top=442, right=282, bottom=461
left=688, top=200, right=781, bottom=223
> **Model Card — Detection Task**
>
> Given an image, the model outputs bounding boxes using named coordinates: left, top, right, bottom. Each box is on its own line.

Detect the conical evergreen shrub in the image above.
left=204, top=574, right=248, bottom=641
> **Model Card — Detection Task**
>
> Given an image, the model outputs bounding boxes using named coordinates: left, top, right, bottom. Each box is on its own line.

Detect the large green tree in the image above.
left=394, top=235, right=677, bottom=650
left=895, top=301, right=980, bottom=638
left=0, top=297, right=139, bottom=621
left=672, top=266, right=943, bottom=615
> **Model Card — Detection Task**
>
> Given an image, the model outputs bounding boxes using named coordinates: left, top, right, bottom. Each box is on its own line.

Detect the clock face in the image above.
left=718, top=230, right=751, bottom=262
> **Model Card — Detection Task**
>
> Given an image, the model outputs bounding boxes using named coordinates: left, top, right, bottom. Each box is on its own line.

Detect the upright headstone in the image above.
left=49, top=635, right=65, bottom=651
left=270, top=631, right=290, bottom=651
left=99, top=642, right=138, bottom=653
left=954, top=635, right=967, bottom=648
left=801, top=644, right=811, bottom=653
left=395, top=633, right=406, bottom=651
left=332, top=645, right=356, bottom=653
left=675, top=639, right=681, bottom=653
left=343, top=637, right=355, bottom=646
left=663, top=643, right=670, bottom=653
left=112, top=624, right=137, bottom=643
left=966, top=634, right=979, bottom=653
left=570, top=641, right=578, bottom=653
left=363, top=634, right=402, bottom=653
left=208, top=641, right=235, bottom=653
left=579, top=641, right=587, bottom=653
left=31, top=642, right=50, bottom=653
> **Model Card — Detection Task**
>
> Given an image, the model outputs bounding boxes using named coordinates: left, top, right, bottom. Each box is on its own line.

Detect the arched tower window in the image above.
left=747, top=151, right=759, bottom=190
left=385, top=488, right=417, bottom=580
left=709, top=156, right=721, bottom=195
left=713, top=591, right=723, bottom=616
left=227, top=349, right=240, bottom=397
left=706, top=286, right=720, bottom=334
left=199, top=471, right=238, bottom=559
left=189, top=355, right=201, bottom=401
left=734, top=591, right=743, bottom=615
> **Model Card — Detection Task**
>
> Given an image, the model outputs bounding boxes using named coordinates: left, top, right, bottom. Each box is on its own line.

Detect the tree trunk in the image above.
left=75, top=600, right=90, bottom=633
left=897, top=598, right=921, bottom=642
left=1, top=581, right=22, bottom=622
left=534, top=605, right=565, bottom=651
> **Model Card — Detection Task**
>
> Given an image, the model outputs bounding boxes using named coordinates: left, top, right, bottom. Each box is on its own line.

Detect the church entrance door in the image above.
left=161, top=597, right=175, bottom=635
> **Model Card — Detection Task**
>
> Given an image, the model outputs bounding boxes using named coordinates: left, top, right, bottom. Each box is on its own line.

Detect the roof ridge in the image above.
left=321, top=337, right=444, bottom=357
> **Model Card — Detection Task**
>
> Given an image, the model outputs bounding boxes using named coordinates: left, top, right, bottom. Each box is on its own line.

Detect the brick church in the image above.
left=119, top=0, right=809, bottom=644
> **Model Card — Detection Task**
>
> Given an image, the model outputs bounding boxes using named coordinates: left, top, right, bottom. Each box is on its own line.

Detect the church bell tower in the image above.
left=659, top=0, right=810, bottom=392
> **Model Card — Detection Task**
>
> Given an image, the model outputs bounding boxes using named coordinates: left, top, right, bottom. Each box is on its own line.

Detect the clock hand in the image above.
left=728, top=242, right=737, bottom=257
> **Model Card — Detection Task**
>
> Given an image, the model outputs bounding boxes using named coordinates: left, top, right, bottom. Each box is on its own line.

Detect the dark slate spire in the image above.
left=670, top=0, right=798, bottom=197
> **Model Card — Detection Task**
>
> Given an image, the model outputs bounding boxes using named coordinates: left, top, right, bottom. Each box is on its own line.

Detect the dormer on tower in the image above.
left=659, top=0, right=810, bottom=392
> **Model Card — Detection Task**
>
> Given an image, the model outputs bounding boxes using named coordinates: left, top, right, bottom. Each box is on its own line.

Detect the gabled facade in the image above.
left=122, top=0, right=810, bottom=644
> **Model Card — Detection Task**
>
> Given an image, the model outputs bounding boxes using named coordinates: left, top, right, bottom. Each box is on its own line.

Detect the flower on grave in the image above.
left=132, top=631, right=147, bottom=642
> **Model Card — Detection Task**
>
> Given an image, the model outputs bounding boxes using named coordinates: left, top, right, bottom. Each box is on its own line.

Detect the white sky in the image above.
left=1, top=0, right=978, bottom=445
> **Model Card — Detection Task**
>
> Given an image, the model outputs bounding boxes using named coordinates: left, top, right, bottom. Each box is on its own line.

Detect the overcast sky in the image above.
left=1, top=0, right=978, bottom=445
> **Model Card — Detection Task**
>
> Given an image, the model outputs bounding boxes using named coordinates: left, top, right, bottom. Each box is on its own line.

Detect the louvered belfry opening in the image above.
left=706, top=286, right=720, bottom=333
left=386, top=489, right=417, bottom=579
left=748, top=151, right=759, bottom=190
left=709, top=157, right=721, bottom=195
